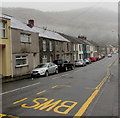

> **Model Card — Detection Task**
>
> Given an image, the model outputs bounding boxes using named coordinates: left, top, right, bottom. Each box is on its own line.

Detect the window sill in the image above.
left=20, top=42, right=31, bottom=44
left=1, top=37, right=8, bottom=39
left=16, top=64, right=28, bottom=68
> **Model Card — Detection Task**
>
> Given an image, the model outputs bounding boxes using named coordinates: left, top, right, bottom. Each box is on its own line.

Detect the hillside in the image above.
left=2, top=7, right=118, bottom=46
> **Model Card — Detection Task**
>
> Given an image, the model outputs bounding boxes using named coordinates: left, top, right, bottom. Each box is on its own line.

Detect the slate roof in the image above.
left=1, top=14, right=37, bottom=33
left=32, top=27, right=70, bottom=42
left=1, top=14, right=70, bottom=42
left=59, top=33, right=85, bottom=44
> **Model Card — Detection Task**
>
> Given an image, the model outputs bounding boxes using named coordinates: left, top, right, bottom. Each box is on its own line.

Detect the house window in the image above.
left=43, top=40, right=46, bottom=51
left=20, top=33, right=31, bottom=43
left=67, top=43, right=69, bottom=51
left=16, top=56, right=27, bottom=67
left=0, top=21, right=7, bottom=38
left=50, top=55, right=53, bottom=62
left=42, top=55, right=47, bottom=63
left=49, top=41, right=52, bottom=51
left=73, top=44, right=76, bottom=51
left=79, top=45, right=81, bottom=51
left=74, top=53, right=76, bottom=61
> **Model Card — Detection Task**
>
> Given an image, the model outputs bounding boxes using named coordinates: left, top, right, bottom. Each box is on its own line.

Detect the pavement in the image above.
left=1, top=54, right=118, bottom=118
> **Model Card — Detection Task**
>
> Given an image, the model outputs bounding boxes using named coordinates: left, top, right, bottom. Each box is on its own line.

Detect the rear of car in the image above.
left=53, top=59, right=74, bottom=72
left=108, top=53, right=112, bottom=57
left=84, top=58, right=91, bottom=64
left=75, top=59, right=86, bottom=67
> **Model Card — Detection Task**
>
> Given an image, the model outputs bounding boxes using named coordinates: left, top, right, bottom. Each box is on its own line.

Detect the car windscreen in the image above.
left=35, top=64, right=47, bottom=68
left=53, top=60, right=63, bottom=64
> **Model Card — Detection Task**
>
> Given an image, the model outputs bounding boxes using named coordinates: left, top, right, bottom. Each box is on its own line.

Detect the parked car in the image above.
left=75, top=59, right=86, bottom=67
left=90, top=57, right=97, bottom=62
left=98, top=55, right=102, bottom=60
left=53, top=59, right=74, bottom=72
left=31, top=62, right=58, bottom=77
left=108, top=53, right=112, bottom=57
left=101, top=54, right=105, bottom=58
left=84, top=58, right=91, bottom=64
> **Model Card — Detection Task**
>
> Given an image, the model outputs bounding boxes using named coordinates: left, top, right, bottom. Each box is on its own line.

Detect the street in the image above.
left=2, top=54, right=118, bottom=117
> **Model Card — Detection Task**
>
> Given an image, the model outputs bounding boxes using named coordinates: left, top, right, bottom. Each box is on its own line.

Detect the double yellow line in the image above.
left=73, top=58, right=117, bottom=118
left=0, top=114, right=19, bottom=118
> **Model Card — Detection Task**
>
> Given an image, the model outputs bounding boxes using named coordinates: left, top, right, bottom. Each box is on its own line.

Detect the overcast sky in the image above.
left=1, top=1, right=118, bottom=12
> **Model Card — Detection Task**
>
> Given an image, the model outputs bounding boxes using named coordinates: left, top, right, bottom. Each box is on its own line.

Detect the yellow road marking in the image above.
left=73, top=58, right=117, bottom=118
left=85, top=87, right=99, bottom=90
left=73, top=89, right=99, bottom=117
left=36, top=90, right=47, bottom=95
left=13, top=98, right=28, bottom=104
left=7, top=115, right=19, bottom=118
left=51, top=85, right=71, bottom=89
left=0, top=114, right=6, bottom=117
left=0, top=114, right=19, bottom=118
left=60, top=85, right=72, bottom=87
left=51, top=85, right=59, bottom=88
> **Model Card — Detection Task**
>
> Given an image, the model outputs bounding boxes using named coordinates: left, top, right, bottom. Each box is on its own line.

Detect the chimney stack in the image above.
left=78, top=35, right=86, bottom=40
left=27, top=19, right=34, bottom=28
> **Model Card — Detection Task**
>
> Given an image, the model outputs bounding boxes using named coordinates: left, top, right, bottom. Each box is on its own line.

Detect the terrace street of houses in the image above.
left=0, top=14, right=118, bottom=79
left=0, top=14, right=118, bottom=117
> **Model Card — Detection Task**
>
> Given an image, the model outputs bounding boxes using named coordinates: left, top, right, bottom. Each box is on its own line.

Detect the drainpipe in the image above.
left=10, top=26, right=13, bottom=78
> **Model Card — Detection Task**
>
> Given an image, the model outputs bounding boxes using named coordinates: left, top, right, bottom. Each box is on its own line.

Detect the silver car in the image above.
left=75, top=59, right=86, bottom=67
left=31, top=62, right=58, bottom=77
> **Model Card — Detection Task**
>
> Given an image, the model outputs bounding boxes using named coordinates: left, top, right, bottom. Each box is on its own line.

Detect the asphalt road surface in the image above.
left=1, top=54, right=118, bottom=118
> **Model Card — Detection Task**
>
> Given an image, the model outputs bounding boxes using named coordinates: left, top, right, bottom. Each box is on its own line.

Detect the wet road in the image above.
left=2, top=54, right=118, bottom=117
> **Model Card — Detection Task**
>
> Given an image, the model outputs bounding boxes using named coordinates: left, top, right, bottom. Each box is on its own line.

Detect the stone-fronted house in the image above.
left=77, top=35, right=90, bottom=59
left=31, top=24, right=70, bottom=63
left=98, top=44, right=107, bottom=56
left=89, top=40, right=99, bottom=57
left=59, top=33, right=78, bottom=62
left=2, top=15, right=40, bottom=78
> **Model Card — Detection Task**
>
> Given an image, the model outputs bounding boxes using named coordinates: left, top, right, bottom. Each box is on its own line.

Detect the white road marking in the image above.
left=0, top=82, right=41, bottom=96
left=52, top=74, right=68, bottom=80
left=60, top=74, right=68, bottom=77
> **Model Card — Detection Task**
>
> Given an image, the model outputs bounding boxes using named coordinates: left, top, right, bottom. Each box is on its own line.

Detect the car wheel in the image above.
left=71, top=66, right=74, bottom=70
left=45, top=71, right=49, bottom=77
left=65, top=67, right=68, bottom=71
left=55, top=69, right=58, bottom=74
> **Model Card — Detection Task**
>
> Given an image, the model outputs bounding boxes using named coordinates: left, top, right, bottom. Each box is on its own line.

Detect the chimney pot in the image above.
left=27, top=19, right=34, bottom=28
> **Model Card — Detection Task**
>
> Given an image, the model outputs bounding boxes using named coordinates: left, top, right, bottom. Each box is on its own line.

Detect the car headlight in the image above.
left=39, top=70, right=46, bottom=73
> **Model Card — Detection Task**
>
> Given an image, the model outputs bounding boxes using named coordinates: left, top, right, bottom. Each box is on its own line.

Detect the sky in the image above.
left=1, top=0, right=118, bottom=12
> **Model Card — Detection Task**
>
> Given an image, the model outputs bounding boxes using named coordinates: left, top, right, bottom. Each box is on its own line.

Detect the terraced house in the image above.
left=1, top=15, right=39, bottom=78
left=59, top=33, right=85, bottom=62
left=59, top=33, right=78, bottom=62
left=28, top=21, right=70, bottom=63
left=0, top=15, right=11, bottom=78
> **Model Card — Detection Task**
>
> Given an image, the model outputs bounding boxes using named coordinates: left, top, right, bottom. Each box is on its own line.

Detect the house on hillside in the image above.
left=77, top=35, right=90, bottom=59
left=1, top=15, right=40, bottom=78
left=59, top=33, right=78, bottom=62
left=0, top=15, right=11, bottom=78
left=59, top=33, right=85, bottom=62
left=27, top=20, right=70, bottom=63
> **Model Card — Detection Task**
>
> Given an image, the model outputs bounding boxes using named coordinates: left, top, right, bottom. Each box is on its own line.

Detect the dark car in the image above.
left=53, top=59, right=74, bottom=72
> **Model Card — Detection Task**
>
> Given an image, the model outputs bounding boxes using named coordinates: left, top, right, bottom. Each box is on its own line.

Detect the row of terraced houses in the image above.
left=0, top=14, right=116, bottom=79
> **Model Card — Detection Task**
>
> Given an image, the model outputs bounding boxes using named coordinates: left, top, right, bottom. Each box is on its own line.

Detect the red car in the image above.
left=90, top=57, right=97, bottom=62
left=101, top=55, right=105, bottom=58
